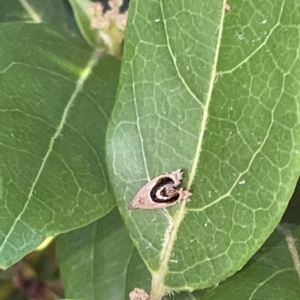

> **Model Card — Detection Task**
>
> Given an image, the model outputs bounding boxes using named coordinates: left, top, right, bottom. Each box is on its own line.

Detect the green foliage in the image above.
left=0, top=0, right=299, bottom=300
left=0, top=1, right=118, bottom=268
left=57, top=208, right=151, bottom=299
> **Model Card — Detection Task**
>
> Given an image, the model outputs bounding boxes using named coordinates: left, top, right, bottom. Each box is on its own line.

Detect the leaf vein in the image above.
left=0, top=49, right=102, bottom=252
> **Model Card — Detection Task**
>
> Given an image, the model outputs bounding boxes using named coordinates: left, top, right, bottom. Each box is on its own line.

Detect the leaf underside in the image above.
left=106, top=0, right=300, bottom=293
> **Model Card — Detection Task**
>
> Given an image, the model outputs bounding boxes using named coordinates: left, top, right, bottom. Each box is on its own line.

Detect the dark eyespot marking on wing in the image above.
left=127, top=169, right=192, bottom=210
left=150, top=177, right=180, bottom=203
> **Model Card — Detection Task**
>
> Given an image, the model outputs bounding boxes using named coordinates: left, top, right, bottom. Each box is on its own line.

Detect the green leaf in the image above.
left=0, top=1, right=30, bottom=23
left=4, top=0, right=80, bottom=37
left=201, top=225, right=300, bottom=300
left=106, top=0, right=300, bottom=297
left=170, top=291, right=203, bottom=300
left=57, top=208, right=152, bottom=299
left=0, top=22, right=120, bottom=268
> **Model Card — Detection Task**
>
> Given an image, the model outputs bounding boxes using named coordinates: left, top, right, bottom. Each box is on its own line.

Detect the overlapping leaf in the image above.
left=57, top=208, right=152, bottom=299
left=201, top=225, right=300, bottom=300
left=0, top=21, right=119, bottom=268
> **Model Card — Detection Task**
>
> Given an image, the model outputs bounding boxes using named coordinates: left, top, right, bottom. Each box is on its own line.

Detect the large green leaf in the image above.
left=0, top=22, right=119, bottom=268
left=201, top=225, right=300, bottom=300
left=106, top=0, right=300, bottom=297
left=57, top=208, right=152, bottom=300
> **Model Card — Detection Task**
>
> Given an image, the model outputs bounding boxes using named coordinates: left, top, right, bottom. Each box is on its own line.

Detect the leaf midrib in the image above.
left=150, top=1, right=226, bottom=298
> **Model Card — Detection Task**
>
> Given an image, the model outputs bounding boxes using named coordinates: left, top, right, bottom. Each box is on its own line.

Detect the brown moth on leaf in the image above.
left=127, top=169, right=192, bottom=209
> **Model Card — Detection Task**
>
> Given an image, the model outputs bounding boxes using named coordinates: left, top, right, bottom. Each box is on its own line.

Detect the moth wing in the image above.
left=127, top=180, right=156, bottom=209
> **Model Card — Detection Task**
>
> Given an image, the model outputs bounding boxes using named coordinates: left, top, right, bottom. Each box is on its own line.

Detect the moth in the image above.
left=127, top=169, right=192, bottom=209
